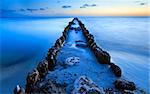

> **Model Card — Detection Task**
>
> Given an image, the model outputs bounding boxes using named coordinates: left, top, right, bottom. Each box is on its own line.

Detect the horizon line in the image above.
left=1, top=15, right=150, bottom=18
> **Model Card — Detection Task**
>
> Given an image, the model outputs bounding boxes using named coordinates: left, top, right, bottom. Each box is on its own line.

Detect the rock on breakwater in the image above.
left=13, top=18, right=139, bottom=94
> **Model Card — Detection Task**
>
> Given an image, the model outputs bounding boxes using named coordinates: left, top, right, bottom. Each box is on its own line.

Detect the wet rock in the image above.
left=57, top=38, right=62, bottom=45
left=94, top=47, right=111, bottom=64
left=55, top=39, right=62, bottom=47
left=72, top=76, right=105, bottom=94
left=90, top=42, right=97, bottom=49
left=82, top=29, right=89, bottom=37
left=46, top=54, right=56, bottom=66
left=88, top=38, right=94, bottom=45
left=63, top=29, right=67, bottom=35
left=87, top=34, right=94, bottom=39
left=47, top=47, right=57, bottom=56
left=63, top=28, right=68, bottom=34
left=79, top=22, right=85, bottom=31
left=46, top=54, right=56, bottom=71
left=73, top=17, right=78, bottom=21
left=65, top=57, right=80, bottom=66
left=60, top=36, right=65, bottom=43
left=69, top=21, right=75, bottom=25
left=48, top=47, right=54, bottom=54
left=110, top=63, right=122, bottom=77
left=78, top=20, right=83, bottom=26
left=35, top=79, right=66, bottom=93
left=80, top=26, right=84, bottom=31
left=121, top=90, right=134, bottom=94
left=54, top=43, right=61, bottom=51
left=64, top=25, right=70, bottom=32
left=93, top=47, right=103, bottom=54
left=46, top=48, right=56, bottom=68
left=26, top=69, right=39, bottom=85
left=91, top=43, right=98, bottom=51
left=14, top=85, right=25, bottom=94
left=115, top=79, right=136, bottom=91
left=87, top=34, right=94, bottom=40
left=63, top=33, right=67, bottom=40
left=104, top=88, right=116, bottom=94
left=37, top=60, right=49, bottom=78
left=104, top=88, right=135, bottom=94
left=26, top=69, right=39, bottom=93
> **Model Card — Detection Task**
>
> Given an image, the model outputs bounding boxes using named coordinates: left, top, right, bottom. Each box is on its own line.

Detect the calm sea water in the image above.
left=79, top=17, right=149, bottom=93
left=0, top=17, right=149, bottom=93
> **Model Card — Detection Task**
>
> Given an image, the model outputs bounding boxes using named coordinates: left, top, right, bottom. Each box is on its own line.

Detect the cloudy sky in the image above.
left=0, top=0, right=149, bottom=17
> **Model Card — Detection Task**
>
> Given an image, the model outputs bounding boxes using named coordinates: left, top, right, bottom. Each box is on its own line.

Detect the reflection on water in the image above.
left=0, top=17, right=149, bottom=93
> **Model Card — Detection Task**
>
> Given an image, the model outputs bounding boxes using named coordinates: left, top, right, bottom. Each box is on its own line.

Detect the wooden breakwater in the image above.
left=13, top=18, right=137, bottom=94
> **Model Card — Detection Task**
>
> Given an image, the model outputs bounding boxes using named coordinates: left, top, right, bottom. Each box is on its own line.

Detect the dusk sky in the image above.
left=0, top=0, right=149, bottom=17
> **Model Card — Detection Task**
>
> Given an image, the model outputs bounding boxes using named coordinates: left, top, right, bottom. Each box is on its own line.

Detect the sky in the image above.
left=0, top=0, right=150, bottom=17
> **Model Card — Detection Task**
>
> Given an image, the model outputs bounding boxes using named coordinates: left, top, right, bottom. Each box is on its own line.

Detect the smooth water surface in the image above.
left=0, top=17, right=72, bottom=93
left=80, top=17, right=149, bottom=93
left=0, top=17, right=149, bottom=93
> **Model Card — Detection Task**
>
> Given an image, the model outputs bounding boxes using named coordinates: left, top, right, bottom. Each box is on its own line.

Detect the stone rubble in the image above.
left=110, top=63, right=122, bottom=77
left=13, top=18, right=138, bottom=94
left=13, top=85, right=25, bottom=94
left=72, top=76, right=105, bottom=94
left=36, top=60, right=49, bottom=78
left=115, top=79, right=136, bottom=91
left=32, top=79, right=66, bottom=94
left=25, top=69, right=40, bottom=93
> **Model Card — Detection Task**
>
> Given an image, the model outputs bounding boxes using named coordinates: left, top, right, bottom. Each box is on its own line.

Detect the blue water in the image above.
left=0, top=17, right=72, bottom=93
left=79, top=17, right=150, bottom=93
left=0, top=17, right=149, bottom=93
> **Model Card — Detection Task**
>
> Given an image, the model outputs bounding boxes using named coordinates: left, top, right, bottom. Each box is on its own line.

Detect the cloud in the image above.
left=80, top=6, right=86, bottom=8
left=26, top=8, right=38, bottom=12
left=91, top=4, right=96, bottom=7
left=80, top=4, right=97, bottom=8
left=83, top=4, right=89, bottom=7
left=40, top=8, right=45, bottom=10
left=140, top=3, right=145, bottom=5
left=62, top=5, right=71, bottom=8
left=17, top=7, right=48, bottom=12
left=134, top=1, right=147, bottom=6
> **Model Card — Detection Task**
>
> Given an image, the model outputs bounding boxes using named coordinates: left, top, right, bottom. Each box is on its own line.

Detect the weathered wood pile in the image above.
left=13, top=18, right=136, bottom=94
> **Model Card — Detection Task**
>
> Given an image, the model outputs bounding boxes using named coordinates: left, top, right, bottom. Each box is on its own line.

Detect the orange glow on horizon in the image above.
left=20, top=6, right=150, bottom=16
left=63, top=6, right=150, bottom=16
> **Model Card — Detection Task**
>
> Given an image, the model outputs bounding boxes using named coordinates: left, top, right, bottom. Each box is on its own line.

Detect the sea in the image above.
left=0, top=16, right=149, bottom=93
